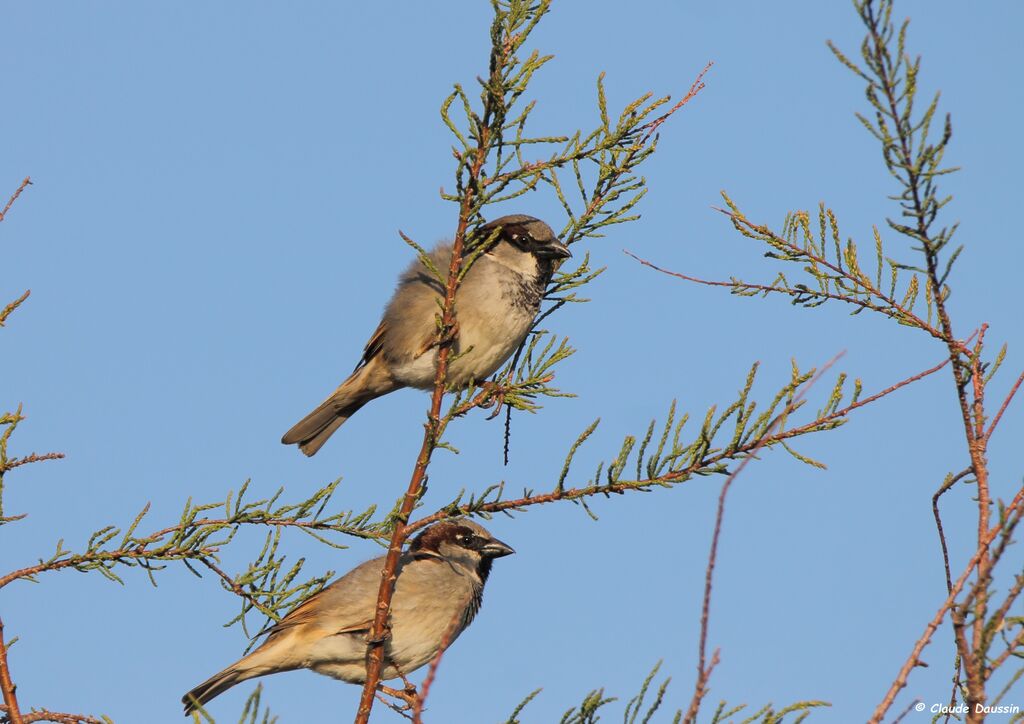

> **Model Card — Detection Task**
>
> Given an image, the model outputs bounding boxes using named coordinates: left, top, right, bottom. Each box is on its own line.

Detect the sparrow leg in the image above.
left=377, top=683, right=418, bottom=708
left=365, top=623, right=392, bottom=645
left=437, top=319, right=460, bottom=347
left=481, top=380, right=508, bottom=419
left=399, top=672, right=418, bottom=697
left=374, top=692, right=413, bottom=719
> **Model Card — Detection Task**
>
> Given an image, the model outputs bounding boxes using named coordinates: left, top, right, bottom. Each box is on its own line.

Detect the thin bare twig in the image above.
left=624, top=240, right=948, bottom=345
left=0, top=545, right=218, bottom=591
left=0, top=506, right=371, bottom=592
left=7, top=711, right=103, bottom=724
left=0, top=453, right=65, bottom=475
left=197, top=558, right=276, bottom=621
left=0, top=708, right=104, bottom=724
left=639, top=62, right=712, bottom=144
left=965, top=327, right=992, bottom=713
left=354, top=61, right=495, bottom=724
left=681, top=352, right=844, bottom=724
left=0, top=178, right=31, bottom=223
left=871, top=485, right=1024, bottom=722
left=0, top=618, right=23, bottom=724
left=986, top=369, right=1024, bottom=439
left=933, top=468, right=974, bottom=594
left=411, top=609, right=464, bottom=723
left=0, top=291, right=31, bottom=327
left=889, top=698, right=921, bottom=724
left=991, top=665, right=1024, bottom=707
left=985, top=617, right=1024, bottom=677
left=933, top=466, right=973, bottom=719
left=679, top=649, right=719, bottom=724
left=409, top=355, right=953, bottom=538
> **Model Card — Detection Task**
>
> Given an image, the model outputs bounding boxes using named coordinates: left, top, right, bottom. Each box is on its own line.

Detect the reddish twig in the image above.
left=681, top=352, right=844, bottom=724
left=624, top=243, right=949, bottom=346
left=411, top=609, right=464, bottom=723
left=1, top=708, right=104, bottom=724
left=353, top=200, right=473, bottom=724
left=890, top=698, right=922, bottom=724
left=640, top=62, right=713, bottom=144
left=0, top=617, right=23, bottom=724
left=0, top=708, right=104, bottom=724
left=985, top=626, right=1024, bottom=680
left=932, top=466, right=973, bottom=717
left=933, top=468, right=974, bottom=594
left=871, top=485, right=1024, bottom=723
left=0, top=547, right=210, bottom=591
left=408, top=355, right=953, bottom=537
left=375, top=683, right=416, bottom=718
left=0, top=509, right=369, bottom=591
left=447, top=382, right=510, bottom=421
left=354, top=54, right=497, bottom=724
left=0, top=178, right=31, bottom=223
left=625, top=244, right=1011, bottom=713
left=195, top=557, right=279, bottom=623
left=0, top=453, right=65, bottom=475
left=965, top=326, right=992, bottom=712
left=0, top=291, right=31, bottom=328
left=482, top=61, right=711, bottom=194
left=145, top=514, right=377, bottom=548
left=356, top=59, right=716, bottom=723
left=986, top=369, right=1024, bottom=439
left=679, top=649, right=719, bottom=724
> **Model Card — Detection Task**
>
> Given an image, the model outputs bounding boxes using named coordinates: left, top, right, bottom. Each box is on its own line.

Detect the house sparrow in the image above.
left=282, top=214, right=570, bottom=455
left=182, top=520, right=514, bottom=714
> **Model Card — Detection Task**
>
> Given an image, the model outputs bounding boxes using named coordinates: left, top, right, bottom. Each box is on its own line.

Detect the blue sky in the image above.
left=2, top=2, right=1023, bottom=722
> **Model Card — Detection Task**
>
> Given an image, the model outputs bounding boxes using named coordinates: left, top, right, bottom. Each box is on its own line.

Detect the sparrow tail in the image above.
left=182, top=648, right=295, bottom=714
left=281, top=360, right=397, bottom=456
left=182, top=664, right=251, bottom=715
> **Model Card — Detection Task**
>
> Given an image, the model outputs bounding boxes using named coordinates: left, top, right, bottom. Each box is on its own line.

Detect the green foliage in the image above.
left=0, top=289, right=29, bottom=328
left=712, top=0, right=965, bottom=349
left=435, top=359, right=856, bottom=528
left=0, top=481, right=382, bottom=639
left=503, top=663, right=829, bottom=723
left=716, top=199, right=941, bottom=334
left=827, top=1, right=960, bottom=268
left=399, top=0, right=693, bottom=437
left=186, top=684, right=276, bottom=724
left=0, top=406, right=24, bottom=524
left=236, top=685, right=277, bottom=724
left=708, top=700, right=831, bottom=724
left=372, top=0, right=710, bottom=536
left=438, top=0, right=672, bottom=246
left=15, top=0, right=1003, bottom=720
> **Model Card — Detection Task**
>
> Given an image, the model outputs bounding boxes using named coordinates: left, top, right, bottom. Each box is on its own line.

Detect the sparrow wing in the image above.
left=332, top=619, right=375, bottom=636
left=356, top=319, right=389, bottom=370
left=260, top=588, right=331, bottom=642
left=261, top=556, right=395, bottom=643
left=375, top=245, right=456, bottom=365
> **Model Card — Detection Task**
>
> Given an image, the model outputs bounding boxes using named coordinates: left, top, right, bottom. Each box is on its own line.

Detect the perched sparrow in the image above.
left=182, top=520, right=513, bottom=714
left=282, top=214, right=570, bottom=455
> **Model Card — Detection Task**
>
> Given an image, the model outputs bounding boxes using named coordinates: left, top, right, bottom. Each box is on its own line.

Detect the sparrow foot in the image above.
left=378, top=683, right=418, bottom=708
left=481, top=380, right=509, bottom=419
left=437, top=319, right=460, bottom=347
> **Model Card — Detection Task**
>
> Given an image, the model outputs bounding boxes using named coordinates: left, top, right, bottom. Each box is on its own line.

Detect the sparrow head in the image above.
left=479, top=214, right=571, bottom=261
left=410, top=519, right=514, bottom=582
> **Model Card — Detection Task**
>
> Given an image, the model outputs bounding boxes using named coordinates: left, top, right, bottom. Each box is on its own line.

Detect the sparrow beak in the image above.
left=536, top=239, right=571, bottom=259
left=481, top=537, right=515, bottom=558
